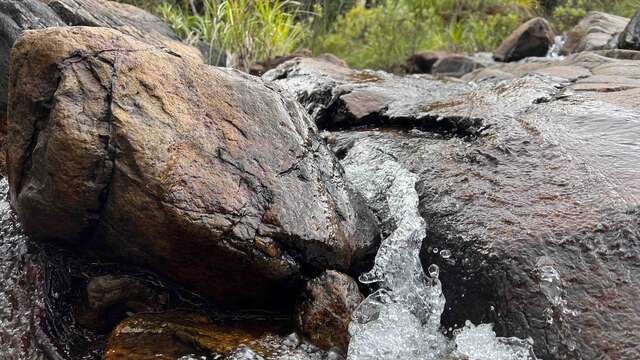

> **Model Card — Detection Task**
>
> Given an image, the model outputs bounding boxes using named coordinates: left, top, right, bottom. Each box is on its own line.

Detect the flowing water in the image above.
left=341, top=139, right=536, bottom=360
left=0, top=178, right=52, bottom=360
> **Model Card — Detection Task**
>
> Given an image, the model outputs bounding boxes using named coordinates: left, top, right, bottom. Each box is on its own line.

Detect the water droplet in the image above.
left=428, top=264, right=439, bottom=278
left=433, top=247, right=439, bottom=254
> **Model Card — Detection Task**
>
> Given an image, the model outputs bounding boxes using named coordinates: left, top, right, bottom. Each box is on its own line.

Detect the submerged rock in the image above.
left=618, top=8, right=640, bottom=51
left=295, top=270, right=363, bottom=355
left=493, top=17, right=555, bottom=62
left=561, top=12, right=629, bottom=55
left=103, top=310, right=288, bottom=359
left=7, top=27, right=379, bottom=308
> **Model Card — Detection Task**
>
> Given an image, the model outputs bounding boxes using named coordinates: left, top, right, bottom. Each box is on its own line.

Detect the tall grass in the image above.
left=157, top=0, right=306, bottom=69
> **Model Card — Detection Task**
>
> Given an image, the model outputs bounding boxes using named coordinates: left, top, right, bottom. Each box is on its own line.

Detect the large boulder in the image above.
left=561, top=12, right=629, bottom=55
left=7, top=27, right=379, bottom=308
left=618, top=8, right=640, bottom=50
left=275, top=51, right=640, bottom=359
left=295, top=270, right=363, bottom=355
left=493, top=17, right=555, bottom=62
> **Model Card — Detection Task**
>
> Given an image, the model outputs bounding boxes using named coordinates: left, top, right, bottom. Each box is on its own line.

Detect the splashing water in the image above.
left=341, top=141, right=536, bottom=360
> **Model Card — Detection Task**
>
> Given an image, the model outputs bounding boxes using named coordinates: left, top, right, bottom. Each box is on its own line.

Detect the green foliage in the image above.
left=157, top=0, right=306, bottom=69
left=549, top=0, right=640, bottom=32
left=318, top=0, right=532, bottom=70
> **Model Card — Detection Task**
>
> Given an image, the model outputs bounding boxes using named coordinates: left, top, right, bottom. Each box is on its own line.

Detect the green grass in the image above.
left=156, top=0, right=305, bottom=69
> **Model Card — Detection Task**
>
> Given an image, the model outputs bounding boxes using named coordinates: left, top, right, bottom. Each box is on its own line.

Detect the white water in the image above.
left=341, top=141, right=537, bottom=360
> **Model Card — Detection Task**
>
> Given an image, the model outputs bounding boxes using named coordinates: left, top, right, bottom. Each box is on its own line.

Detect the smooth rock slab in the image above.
left=264, top=57, right=475, bottom=132
left=7, top=27, right=379, bottom=308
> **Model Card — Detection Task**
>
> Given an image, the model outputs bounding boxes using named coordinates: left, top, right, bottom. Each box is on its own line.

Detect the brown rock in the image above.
left=296, top=270, right=363, bottom=354
left=560, top=12, right=629, bottom=55
left=7, top=27, right=379, bottom=308
left=103, top=310, right=286, bottom=359
left=494, top=17, right=555, bottom=62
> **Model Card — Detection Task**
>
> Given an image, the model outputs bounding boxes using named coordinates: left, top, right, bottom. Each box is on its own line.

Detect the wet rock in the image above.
left=295, top=270, right=363, bottom=354
left=76, top=275, right=168, bottom=332
left=263, top=57, right=474, bottom=131
left=103, top=310, right=288, bottom=359
left=46, top=0, right=177, bottom=39
left=7, top=27, right=379, bottom=308
left=561, top=12, right=629, bottom=55
left=330, top=70, right=640, bottom=359
left=618, top=8, right=640, bottom=50
left=494, top=17, right=555, bottom=62
left=431, top=55, right=485, bottom=78
left=281, top=51, right=640, bottom=359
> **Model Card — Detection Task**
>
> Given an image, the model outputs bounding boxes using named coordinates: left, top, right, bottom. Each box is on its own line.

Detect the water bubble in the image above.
left=433, top=247, right=439, bottom=254
left=440, top=249, right=451, bottom=259
left=283, top=332, right=300, bottom=347
left=428, top=264, right=440, bottom=278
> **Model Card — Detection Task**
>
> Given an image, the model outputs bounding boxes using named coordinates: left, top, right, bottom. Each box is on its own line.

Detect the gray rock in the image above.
left=264, top=57, right=474, bottom=131
left=275, top=51, right=640, bottom=359
left=431, top=55, right=485, bottom=77
left=561, top=12, right=629, bottom=55
left=47, top=0, right=177, bottom=38
left=618, top=8, right=640, bottom=50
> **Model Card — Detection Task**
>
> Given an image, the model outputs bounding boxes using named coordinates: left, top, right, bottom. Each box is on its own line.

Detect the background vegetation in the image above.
left=119, top=0, right=640, bottom=70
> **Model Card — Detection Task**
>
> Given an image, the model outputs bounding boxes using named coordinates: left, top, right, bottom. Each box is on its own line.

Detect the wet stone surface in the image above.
left=268, top=49, right=640, bottom=359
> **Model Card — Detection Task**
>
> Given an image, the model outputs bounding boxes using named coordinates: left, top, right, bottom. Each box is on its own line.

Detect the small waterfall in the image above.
left=341, top=138, right=537, bottom=360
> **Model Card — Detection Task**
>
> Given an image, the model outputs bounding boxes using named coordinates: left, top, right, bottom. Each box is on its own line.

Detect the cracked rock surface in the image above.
left=7, top=27, right=379, bottom=309
left=273, top=54, right=640, bottom=359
